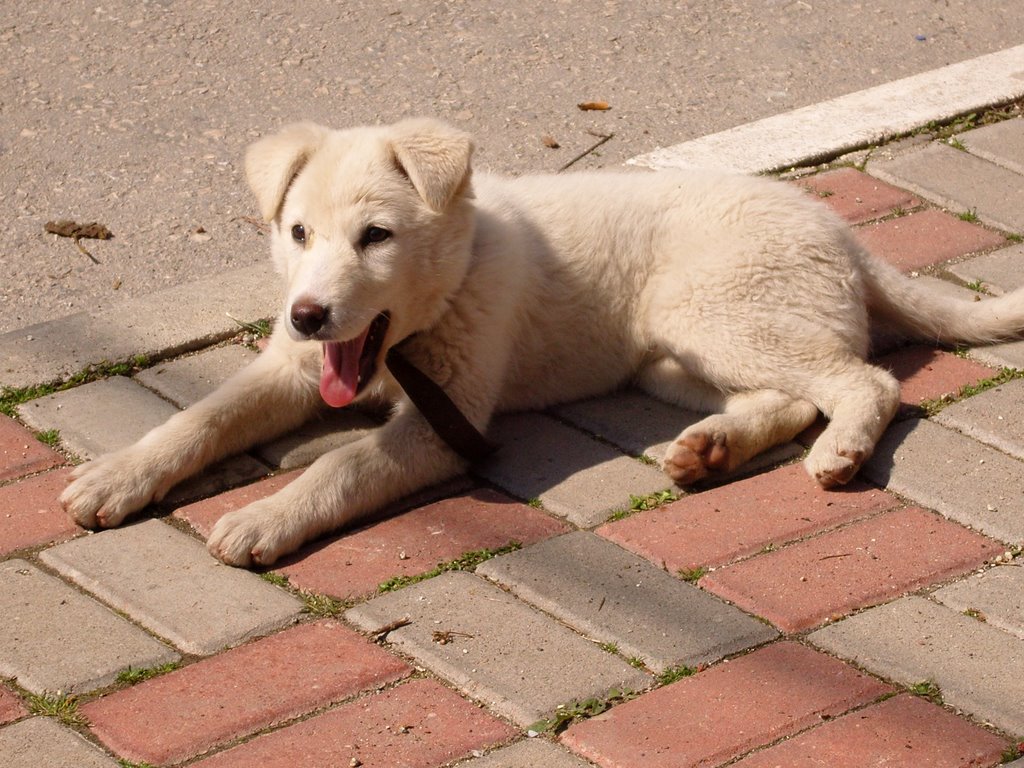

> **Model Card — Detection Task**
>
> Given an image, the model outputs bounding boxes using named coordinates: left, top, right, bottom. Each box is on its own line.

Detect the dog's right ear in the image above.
left=245, top=123, right=328, bottom=222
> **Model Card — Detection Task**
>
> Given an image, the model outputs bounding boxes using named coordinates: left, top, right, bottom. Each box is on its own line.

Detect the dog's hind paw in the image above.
left=663, top=430, right=730, bottom=486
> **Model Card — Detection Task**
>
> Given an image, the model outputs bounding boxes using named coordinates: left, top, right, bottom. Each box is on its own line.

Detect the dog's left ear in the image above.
left=390, top=119, right=474, bottom=212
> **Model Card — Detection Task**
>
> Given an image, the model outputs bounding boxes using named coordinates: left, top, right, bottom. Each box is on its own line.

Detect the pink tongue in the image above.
left=319, top=326, right=370, bottom=408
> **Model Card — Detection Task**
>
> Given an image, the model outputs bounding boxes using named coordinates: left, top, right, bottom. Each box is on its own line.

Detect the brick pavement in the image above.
left=0, top=118, right=1023, bottom=766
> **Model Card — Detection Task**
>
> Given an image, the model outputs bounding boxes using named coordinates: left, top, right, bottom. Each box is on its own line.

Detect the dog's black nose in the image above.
left=291, top=301, right=328, bottom=336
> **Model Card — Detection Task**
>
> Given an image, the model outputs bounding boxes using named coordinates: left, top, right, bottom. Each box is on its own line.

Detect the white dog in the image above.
left=60, top=118, right=1024, bottom=567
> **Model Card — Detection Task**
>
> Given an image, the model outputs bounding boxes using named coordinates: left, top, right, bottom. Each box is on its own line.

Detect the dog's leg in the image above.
left=665, top=390, right=818, bottom=486
left=61, top=336, right=321, bottom=528
left=637, top=357, right=819, bottom=484
left=799, top=361, right=901, bottom=487
left=206, top=399, right=465, bottom=566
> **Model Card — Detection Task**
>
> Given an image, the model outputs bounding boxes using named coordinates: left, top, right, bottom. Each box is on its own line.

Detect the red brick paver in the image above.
left=277, top=489, right=570, bottom=599
left=0, top=467, right=81, bottom=556
left=174, top=470, right=303, bottom=536
left=0, top=414, right=63, bottom=482
left=701, top=507, right=1002, bottom=633
left=562, top=642, right=890, bottom=767
left=798, top=168, right=920, bottom=225
left=877, top=346, right=998, bottom=410
left=191, top=678, right=518, bottom=768
left=598, top=464, right=897, bottom=572
left=83, top=620, right=411, bottom=766
left=0, top=683, right=27, bottom=725
left=731, top=694, right=1008, bottom=768
left=854, top=208, right=1005, bottom=272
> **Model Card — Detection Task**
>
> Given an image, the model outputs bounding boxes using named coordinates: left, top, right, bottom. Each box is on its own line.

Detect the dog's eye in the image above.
left=361, top=226, right=392, bottom=247
left=291, top=224, right=306, bottom=244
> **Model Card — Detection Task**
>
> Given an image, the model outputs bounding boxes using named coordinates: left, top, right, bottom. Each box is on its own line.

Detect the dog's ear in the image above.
left=390, top=118, right=474, bottom=212
left=245, top=123, right=328, bottom=222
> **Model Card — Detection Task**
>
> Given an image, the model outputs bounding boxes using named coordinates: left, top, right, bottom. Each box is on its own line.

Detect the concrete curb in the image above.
left=628, top=44, right=1024, bottom=174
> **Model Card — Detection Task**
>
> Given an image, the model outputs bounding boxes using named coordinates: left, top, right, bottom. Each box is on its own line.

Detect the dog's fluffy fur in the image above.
left=61, top=118, right=1024, bottom=566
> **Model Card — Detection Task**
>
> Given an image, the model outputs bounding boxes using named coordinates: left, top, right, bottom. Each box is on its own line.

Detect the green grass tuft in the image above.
left=677, top=566, right=708, bottom=583
left=0, top=358, right=152, bottom=418
left=378, top=542, right=522, bottom=593
left=35, top=429, right=61, bottom=447
left=26, top=691, right=88, bottom=727
left=301, top=591, right=345, bottom=618
left=909, top=679, right=943, bottom=705
left=657, top=664, right=697, bottom=686
left=529, top=688, right=636, bottom=734
left=116, top=662, right=182, bottom=685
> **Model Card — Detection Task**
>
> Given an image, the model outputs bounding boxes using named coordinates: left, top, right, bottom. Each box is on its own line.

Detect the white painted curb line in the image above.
left=628, top=44, right=1024, bottom=175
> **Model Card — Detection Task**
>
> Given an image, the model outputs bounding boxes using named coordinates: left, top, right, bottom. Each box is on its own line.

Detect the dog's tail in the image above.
left=858, top=242, right=1024, bottom=345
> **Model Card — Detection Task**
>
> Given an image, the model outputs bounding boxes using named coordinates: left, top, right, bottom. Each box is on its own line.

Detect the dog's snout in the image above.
left=290, top=300, right=328, bottom=336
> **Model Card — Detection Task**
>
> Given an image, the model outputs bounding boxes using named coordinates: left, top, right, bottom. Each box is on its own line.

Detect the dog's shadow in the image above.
left=227, top=340, right=947, bottom=576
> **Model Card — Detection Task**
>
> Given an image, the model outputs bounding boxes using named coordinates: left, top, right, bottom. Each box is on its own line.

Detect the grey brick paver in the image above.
left=971, top=338, right=1024, bottom=369
left=17, top=376, right=177, bottom=459
left=40, top=520, right=302, bottom=655
left=135, top=344, right=257, bottom=407
left=0, top=718, right=120, bottom=768
left=0, top=559, right=178, bottom=694
left=959, top=118, right=1024, bottom=175
left=0, top=262, right=278, bottom=391
left=869, top=141, right=1024, bottom=231
left=809, top=595, right=1024, bottom=736
left=477, top=531, right=777, bottom=673
left=476, top=412, right=671, bottom=527
left=933, top=565, right=1024, bottom=640
left=947, top=244, right=1024, bottom=296
left=863, top=417, right=1024, bottom=544
left=934, top=378, right=1024, bottom=459
left=553, top=390, right=699, bottom=459
left=16, top=375, right=268, bottom=498
left=456, top=739, right=597, bottom=767
left=256, top=407, right=379, bottom=470
left=345, top=571, right=652, bottom=727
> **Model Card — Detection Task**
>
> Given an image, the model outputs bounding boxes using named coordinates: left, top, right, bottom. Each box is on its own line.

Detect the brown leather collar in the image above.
left=385, top=341, right=497, bottom=463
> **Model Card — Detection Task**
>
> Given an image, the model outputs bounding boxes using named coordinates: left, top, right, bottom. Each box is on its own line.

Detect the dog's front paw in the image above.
left=61, top=451, right=160, bottom=529
left=207, top=501, right=302, bottom=568
left=805, top=447, right=866, bottom=488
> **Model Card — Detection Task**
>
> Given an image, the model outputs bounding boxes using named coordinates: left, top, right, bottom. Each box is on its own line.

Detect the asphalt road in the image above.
left=2, top=0, right=1022, bottom=334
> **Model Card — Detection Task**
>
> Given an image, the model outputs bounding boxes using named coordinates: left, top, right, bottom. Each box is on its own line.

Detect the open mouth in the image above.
left=319, top=311, right=391, bottom=407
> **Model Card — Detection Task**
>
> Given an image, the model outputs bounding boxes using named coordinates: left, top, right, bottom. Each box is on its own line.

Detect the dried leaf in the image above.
left=45, top=220, right=113, bottom=240
left=577, top=101, right=611, bottom=111
left=542, top=135, right=561, bottom=149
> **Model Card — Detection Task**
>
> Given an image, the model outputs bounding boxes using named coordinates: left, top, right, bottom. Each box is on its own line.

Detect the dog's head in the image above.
left=245, top=118, right=475, bottom=407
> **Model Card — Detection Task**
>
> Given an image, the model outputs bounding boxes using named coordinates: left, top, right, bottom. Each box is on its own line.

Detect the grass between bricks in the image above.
left=529, top=688, right=636, bottom=735
left=606, top=489, right=679, bottom=523
left=919, top=367, right=1024, bottom=417
left=530, top=665, right=696, bottom=734
left=909, top=679, right=944, bottom=706
left=377, top=541, right=523, bottom=593
left=116, top=661, right=182, bottom=685
left=1003, top=744, right=1024, bottom=763
left=25, top=690, right=88, bottom=728
left=35, top=428, right=61, bottom=447
left=259, top=571, right=349, bottom=618
left=0, top=356, right=151, bottom=418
